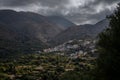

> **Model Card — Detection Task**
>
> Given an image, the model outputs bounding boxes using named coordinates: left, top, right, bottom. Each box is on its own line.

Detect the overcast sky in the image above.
left=0, top=0, right=119, bottom=25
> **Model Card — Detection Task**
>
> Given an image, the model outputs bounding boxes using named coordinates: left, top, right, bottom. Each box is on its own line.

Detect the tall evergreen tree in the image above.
left=96, top=3, right=120, bottom=80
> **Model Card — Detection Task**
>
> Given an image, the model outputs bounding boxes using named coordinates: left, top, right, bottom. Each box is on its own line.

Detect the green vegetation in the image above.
left=0, top=3, right=120, bottom=80
left=95, top=3, right=120, bottom=80
left=0, top=53, right=96, bottom=80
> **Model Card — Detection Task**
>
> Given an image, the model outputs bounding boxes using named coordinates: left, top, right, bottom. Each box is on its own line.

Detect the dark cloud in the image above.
left=0, top=0, right=119, bottom=24
left=0, top=0, right=68, bottom=7
left=93, top=0, right=120, bottom=5
left=67, top=9, right=112, bottom=24
left=0, top=0, right=34, bottom=7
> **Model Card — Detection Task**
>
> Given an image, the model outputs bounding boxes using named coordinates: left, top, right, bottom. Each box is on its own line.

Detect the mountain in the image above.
left=92, top=19, right=109, bottom=35
left=0, top=10, right=63, bottom=42
left=0, top=10, right=64, bottom=54
left=50, top=19, right=109, bottom=45
left=0, top=9, right=109, bottom=54
left=47, top=16, right=76, bottom=30
left=0, top=23, right=48, bottom=55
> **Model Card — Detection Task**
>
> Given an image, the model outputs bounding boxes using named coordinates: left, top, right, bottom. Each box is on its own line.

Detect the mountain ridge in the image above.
left=0, top=9, right=109, bottom=54
left=47, top=15, right=76, bottom=30
left=49, top=19, right=109, bottom=46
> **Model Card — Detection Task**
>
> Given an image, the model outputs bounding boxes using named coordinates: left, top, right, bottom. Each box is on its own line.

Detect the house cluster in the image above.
left=44, top=39, right=97, bottom=58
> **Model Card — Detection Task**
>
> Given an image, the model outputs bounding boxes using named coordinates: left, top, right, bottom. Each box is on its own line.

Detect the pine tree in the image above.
left=96, top=3, right=120, bottom=80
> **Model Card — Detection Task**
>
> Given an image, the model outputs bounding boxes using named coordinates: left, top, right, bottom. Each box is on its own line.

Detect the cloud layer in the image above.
left=0, top=0, right=119, bottom=24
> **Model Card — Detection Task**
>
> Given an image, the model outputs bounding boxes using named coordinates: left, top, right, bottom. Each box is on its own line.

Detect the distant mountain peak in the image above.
left=0, top=9, right=65, bottom=53
left=49, top=19, right=109, bottom=46
left=47, top=15, right=76, bottom=30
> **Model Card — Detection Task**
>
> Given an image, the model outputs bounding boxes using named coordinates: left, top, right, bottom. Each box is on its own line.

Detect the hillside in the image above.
left=0, top=10, right=63, bottom=42
left=0, top=23, right=48, bottom=55
left=50, top=19, right=109, bottom=45
left=0, top=10, right=109, bottom=54
left=47, top=16, right=76, bottom=30
left=0, top=10, right=64, bottom=54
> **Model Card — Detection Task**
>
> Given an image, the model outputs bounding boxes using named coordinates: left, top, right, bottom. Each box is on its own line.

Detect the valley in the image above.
left=0, top=49, right=96, bottom=80
left=0, top=0, right=120, bottom=80
left=0, top=10, right=108, bottom=80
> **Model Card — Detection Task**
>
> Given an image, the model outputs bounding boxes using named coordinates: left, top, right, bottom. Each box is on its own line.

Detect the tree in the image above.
left=96, top=3, right=120, bottom=80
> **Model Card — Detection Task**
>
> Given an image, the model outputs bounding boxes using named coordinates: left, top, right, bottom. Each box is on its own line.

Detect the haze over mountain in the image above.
left=0, top=10, right=65, bottom=41
left=0, top=10, right=73, bottom=54
left=0, top=0, right=118, bottom=25
left=0, top=1, right=120, bottom=80
left=0, top=9, right=110, bottom=54
left=50, top=19, right=109, bottom=45
left=47, top=16, right=76, bottom=30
